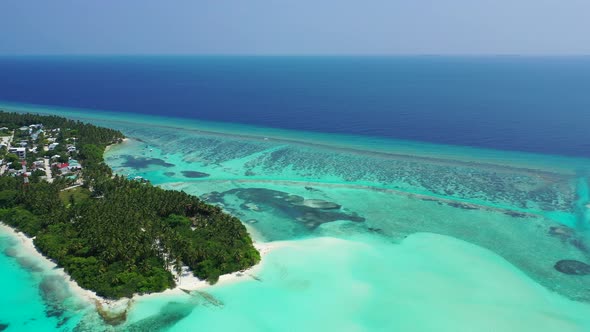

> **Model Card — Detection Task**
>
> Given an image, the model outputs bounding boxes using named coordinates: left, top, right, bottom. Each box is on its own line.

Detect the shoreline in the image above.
left=0, top=222, right=280, bottom=321
left=0, top=129, right=275, bottom=323
left=104, top=137, right=129, bottom=154
left=0, top=223, right=100, bottom=306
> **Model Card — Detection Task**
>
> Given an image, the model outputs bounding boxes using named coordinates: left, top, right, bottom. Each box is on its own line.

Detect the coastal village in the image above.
left=0, top=122, right=83, bottom=185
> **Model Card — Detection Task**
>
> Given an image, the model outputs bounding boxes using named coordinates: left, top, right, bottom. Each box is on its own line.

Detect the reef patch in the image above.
left=16, top=256, right=44, bottom=273
left=204, top=188, right=364, bottom=229
left=554, top=260, right=590, bottom=275
left=124, top=301, right=196, bottom=331
left=121, top=155, right=175, bottom=169
left=181, top=171, right=210, bottom=178
left=39, top=275, right=75, bottom=328
left=3, top=247, right=17, bottom=257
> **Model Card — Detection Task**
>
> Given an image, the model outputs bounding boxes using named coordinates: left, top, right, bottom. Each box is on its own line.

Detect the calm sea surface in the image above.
left=0, top=56, right=589, bottom=157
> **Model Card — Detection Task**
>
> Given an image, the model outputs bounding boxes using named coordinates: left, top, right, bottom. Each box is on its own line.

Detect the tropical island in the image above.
left=0, top=111, right=260, bottom=299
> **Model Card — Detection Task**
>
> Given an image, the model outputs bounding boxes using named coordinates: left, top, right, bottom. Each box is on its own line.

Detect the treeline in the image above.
left=0, top=111, right=260, bottom=299
left=0, top=111, right=124, bottom=147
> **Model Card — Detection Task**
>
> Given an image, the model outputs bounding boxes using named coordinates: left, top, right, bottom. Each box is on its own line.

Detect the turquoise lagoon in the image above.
left=1, top=103, right=590, bottom=331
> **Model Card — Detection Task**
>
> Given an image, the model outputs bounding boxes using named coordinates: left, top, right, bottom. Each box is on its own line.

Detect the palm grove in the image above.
left=0, top=112, right=260, bottom=299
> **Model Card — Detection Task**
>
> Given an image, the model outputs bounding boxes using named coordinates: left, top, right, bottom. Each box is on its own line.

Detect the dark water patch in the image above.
left=206, top=188, right=364, bottom=230
left=164, top=171, right=176, bottom=177
left=554, top=260, right=590, bottom=275
left=570, top=238, right=589, bottom=254
left=446, top=202, right=479, bottom=210
left=368, top=227, right=384, bottom=234
left=124, top=301, right=196, bottom=331
left=548, top=225, right=573, bottom=241
left=504, top=211, right=529, bottom=218
left=193, top=290, right=224, bottom=308
left=39, top=275, right=74, bottom=328
left=16, top=256, right=44, bottom=273
left=0, top=323, right=8, bottom=331
left=248, top=273, right=263, bottom=282
left=121, top=155, right=174, bottom=169
left=181, top=171, right=210, bottom=178
left=3, top=246, right=18, bottom=257
left=547, top=226, right=589, bottom=253
left=421, top=197, right=438, bottom=202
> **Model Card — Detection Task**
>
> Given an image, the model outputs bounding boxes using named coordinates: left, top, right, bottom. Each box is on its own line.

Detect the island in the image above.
left=0, top=111, right=260, bottom=299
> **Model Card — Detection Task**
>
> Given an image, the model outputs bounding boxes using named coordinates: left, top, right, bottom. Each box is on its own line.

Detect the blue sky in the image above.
left=1, top=0, right=589, bottom=55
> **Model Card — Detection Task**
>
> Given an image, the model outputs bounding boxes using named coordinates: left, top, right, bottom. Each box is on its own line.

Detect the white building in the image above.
left=8, top=147, right=26, bottom=159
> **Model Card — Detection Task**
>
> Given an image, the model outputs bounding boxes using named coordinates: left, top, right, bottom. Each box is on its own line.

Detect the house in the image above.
left=48, top=143, right=59, bottom=150
left=8, top=147, right=26, bottom=159
left=19, top=126, right=29, bottom=131
left=68, top=160, right=82, bottom=171
left=0, top=127, right=8, bottom=131
left=57, top=163, right=71, bottom=174
left=31, top=129, right=43, bottom=140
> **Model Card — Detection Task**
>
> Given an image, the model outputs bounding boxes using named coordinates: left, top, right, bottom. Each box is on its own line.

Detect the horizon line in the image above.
left=1, top=53, right=590, bottom=58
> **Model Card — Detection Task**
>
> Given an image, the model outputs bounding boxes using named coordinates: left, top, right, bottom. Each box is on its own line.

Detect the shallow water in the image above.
left=1, top=104, right=590, bottom=331
left=159, top=234, right=590, bottom=332
left=0, top=229, right=93, bottom=331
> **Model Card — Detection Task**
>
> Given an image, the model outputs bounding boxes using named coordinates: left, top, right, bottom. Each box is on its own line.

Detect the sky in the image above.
left=1, top=0, right=590, bottom=55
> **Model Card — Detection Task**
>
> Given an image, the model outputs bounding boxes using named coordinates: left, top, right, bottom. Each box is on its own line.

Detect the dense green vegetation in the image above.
left=0, top=111, right=260, bottom=299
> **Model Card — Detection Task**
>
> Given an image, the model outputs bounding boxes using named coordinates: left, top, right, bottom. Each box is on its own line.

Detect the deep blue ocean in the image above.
left=0, top=56, right=589, bottom=157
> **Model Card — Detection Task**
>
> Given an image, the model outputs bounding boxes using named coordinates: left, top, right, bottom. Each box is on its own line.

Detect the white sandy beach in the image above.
left=0, top=222, right=280, bottom=315
left=104, top=137, right=129, bottom=154
left=0, top=223, right=99, bottom=305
